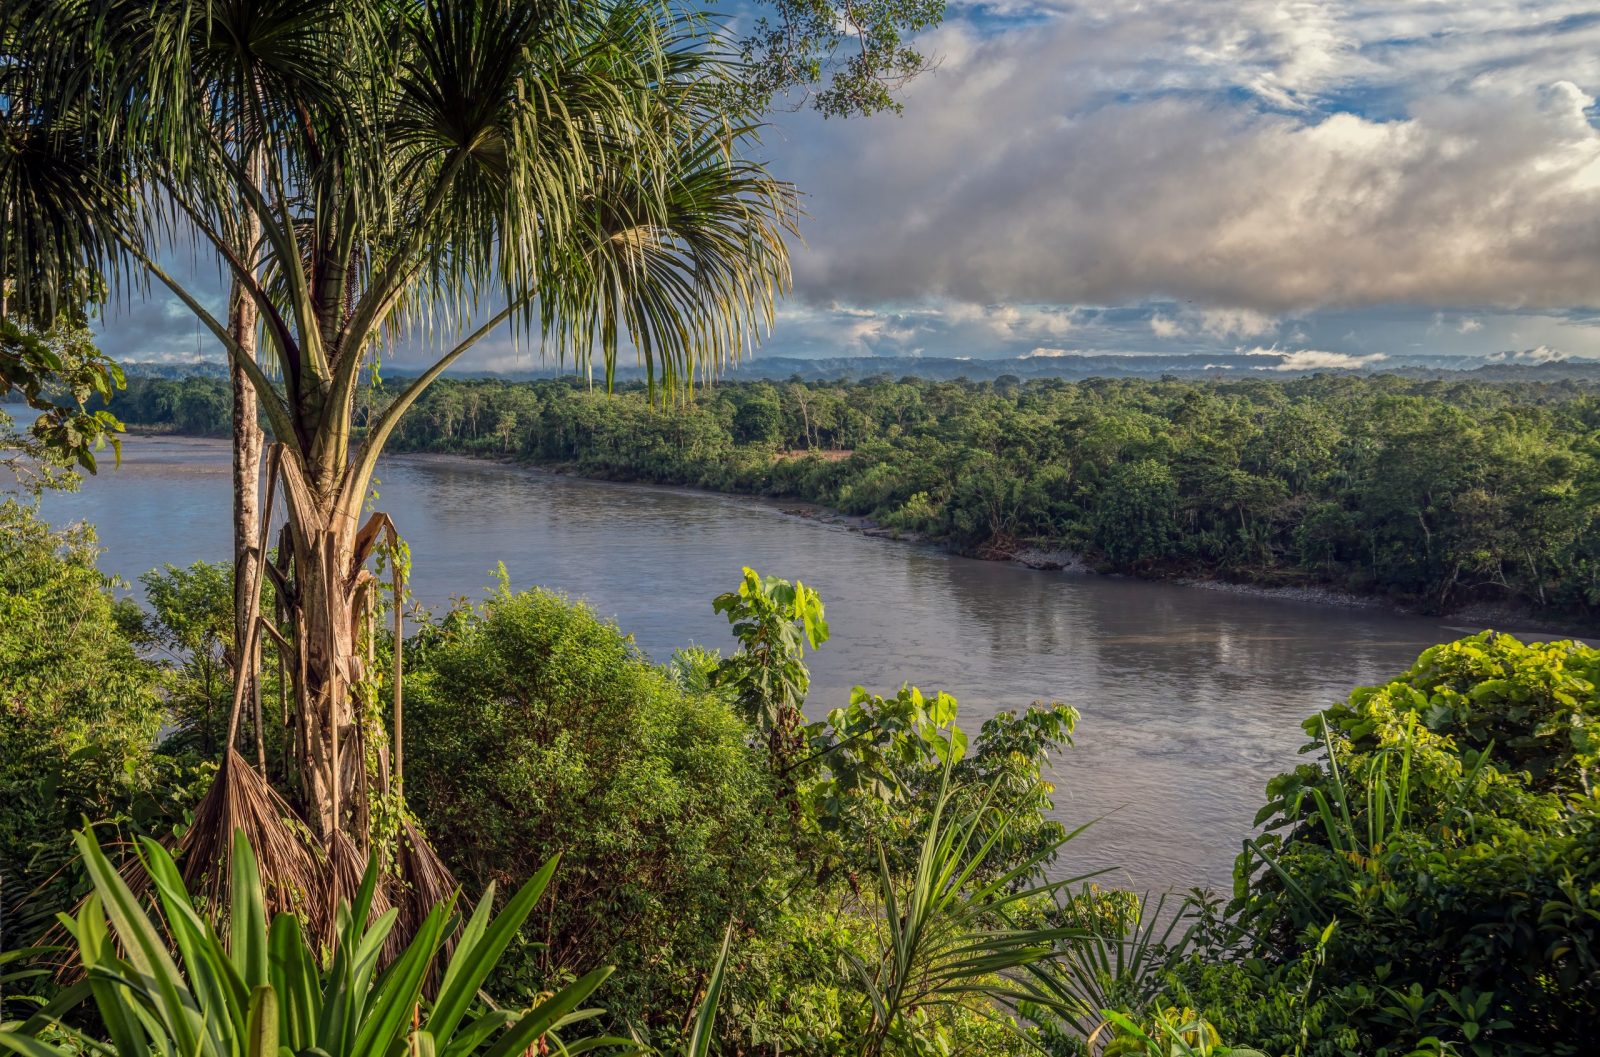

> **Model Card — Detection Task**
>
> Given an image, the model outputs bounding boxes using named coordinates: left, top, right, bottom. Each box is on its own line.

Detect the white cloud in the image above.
left=1487, top=345, right=1567, bottom=363
left=939, top=302, right=1077, bottom=339
left=1242, top=347, right=1390, bottom=371
left=1200, top=308, right=1279, bottom=340
left=780, top=2, right=1600, bottom=315
left=755, top=301, right=1081, bottom=359
left=1458, top=318, right=1485, bottom=334
left=830, top=304, right=881, bottom=318
left=1150, top=314, right=1184, bottom=338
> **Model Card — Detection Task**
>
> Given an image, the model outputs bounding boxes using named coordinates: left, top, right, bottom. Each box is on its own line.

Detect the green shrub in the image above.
left=137, top=560, right=238, bottom=758
left=0, top=500, right=205, bottom=955
left=403, top=574, right=1089, bottom=1055
left=1194, top=632, right=1600, bottom=1055
left=404, top=585, right=788, bottom=1040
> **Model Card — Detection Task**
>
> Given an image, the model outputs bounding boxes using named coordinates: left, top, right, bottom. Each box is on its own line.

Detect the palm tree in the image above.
left=1, top=0, right=795, bottom=931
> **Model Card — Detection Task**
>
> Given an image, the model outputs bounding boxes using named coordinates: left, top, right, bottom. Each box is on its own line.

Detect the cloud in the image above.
left=1149, top=314, right=1184, bottom=339
left=1199, top=308, right=1279, bottom=340
left=91, top=2, right=1600, bottom=368
left=1143, top=305, right=1279, bottom=341
left=1242, top=347, right=1389, bottom=370
left=94, top=256, right=229, bottom=362
left=779, top=2, right=1600, bottom=315
left=1487, top=345, right=1567, bottom=363
left=753, top=299, right=1084, bottom=359
left=940, top=302, right=1077, bottom=339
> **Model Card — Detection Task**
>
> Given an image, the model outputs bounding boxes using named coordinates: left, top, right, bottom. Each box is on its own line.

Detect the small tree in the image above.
left=3, top=0, right=950, bottom=937
left=3, top=0, right=798, bottom=929
left=0, top=315, right=124, bottom=485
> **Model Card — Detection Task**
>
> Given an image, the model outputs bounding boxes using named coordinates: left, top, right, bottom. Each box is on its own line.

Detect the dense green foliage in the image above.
left=114, top=372, right=1600, bottom=618
left=1156, top=633, right=1600, bottom=1056
left=400, top=572, right=1087, bottom=1053
left=0, top=515, right=1089, bottom=1055
left=6, top=498, right=1599, bottom=1053
left=0, top=501, right=203, bottom=949
left=405, top=585, right=786, bottom=1033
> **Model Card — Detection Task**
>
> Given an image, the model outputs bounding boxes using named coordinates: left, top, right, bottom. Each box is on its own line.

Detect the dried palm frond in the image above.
left=394, top=816, right=457, bottom=942
left=392, top=816, right=460, bottom=985
left=326, top=828, right=390, bottom=933
left=174, top=748, right=328, bottom=937
left=47, top=748, right=326, bottom=977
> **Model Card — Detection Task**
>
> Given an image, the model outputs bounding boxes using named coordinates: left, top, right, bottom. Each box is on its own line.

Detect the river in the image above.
left=37, top=434, right=1550, bottom=893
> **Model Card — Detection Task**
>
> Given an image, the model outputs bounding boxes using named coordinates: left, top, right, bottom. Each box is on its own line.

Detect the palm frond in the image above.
left=0, top=63, right=128, bottom=323
left=1024, top=890, right=1201, bottom=1049
left=394, top=817, right=457, bottom=957
left=167, top=748, right=331, bottom=937
left=540, top=115, right=797, bottom=401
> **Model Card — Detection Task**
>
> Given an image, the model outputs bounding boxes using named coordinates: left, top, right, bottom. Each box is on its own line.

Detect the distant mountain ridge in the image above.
left=116, top=351, right=1600, bottom=384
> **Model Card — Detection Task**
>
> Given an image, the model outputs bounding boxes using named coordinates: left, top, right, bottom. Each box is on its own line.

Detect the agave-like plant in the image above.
left=0, top=829, right=622, bottom=1057
left=1024, top=889, right=1203, bottom=1047
left=680, top=925, right=731, bottom=1057
left=849, top=771, right=1100, bottom=1057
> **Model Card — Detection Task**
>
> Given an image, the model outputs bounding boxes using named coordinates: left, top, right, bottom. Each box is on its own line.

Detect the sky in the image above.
left=102, top=0, right=1600, bottom=370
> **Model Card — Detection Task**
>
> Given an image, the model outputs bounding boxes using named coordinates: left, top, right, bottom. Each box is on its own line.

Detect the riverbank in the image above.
left=392, top=447, right=1593, bottom=636
left=110, top=372, right=1600, bottom=633
left=771, top=500, right=1089, bottom=571
left=770, top=494, right=1498, bottom=623
left=121, top=426, right=1594, bottom=635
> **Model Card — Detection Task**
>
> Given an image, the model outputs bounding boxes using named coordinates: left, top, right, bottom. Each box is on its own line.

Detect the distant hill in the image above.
left=120, top=360, right=231, bottom=380
left=116, top=351, right=1600, bottom=384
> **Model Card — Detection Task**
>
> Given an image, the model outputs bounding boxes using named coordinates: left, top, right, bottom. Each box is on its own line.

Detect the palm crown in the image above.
left=5, top=0, right=795, bottom=467
left=1, top=0, right=798, bottom=928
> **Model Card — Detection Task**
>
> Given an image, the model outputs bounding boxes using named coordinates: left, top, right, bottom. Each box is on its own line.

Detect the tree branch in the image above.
left=340, top=294, right=532, bottom=521
left=119, top=239, right=300, bottom=450
left=155, top=177, right=304, bottom=385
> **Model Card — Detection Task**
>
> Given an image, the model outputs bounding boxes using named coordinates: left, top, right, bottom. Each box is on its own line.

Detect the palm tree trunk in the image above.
left=276, top=450, right=381, bottom=842
left=231, top=279, right=263, bottom=710
left=230, top=162, right=264, bottom=725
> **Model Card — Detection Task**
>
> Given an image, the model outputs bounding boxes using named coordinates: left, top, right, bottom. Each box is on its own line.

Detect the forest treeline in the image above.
left=110, top=371, right=1600, bottom=618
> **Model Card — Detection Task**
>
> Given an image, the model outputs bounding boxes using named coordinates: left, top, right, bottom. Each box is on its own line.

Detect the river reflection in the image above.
left=41, top=434, right=1545, bottom=891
